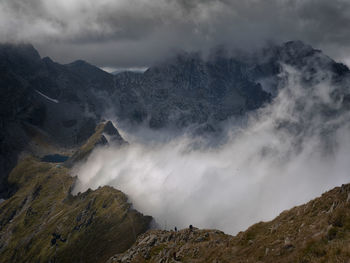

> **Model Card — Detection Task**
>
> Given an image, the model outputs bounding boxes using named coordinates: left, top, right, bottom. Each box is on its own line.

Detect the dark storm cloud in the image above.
left=1, top=0, right=350, bottom=67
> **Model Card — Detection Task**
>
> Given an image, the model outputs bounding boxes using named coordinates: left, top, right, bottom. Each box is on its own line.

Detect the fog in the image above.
left=73, top=65, right=350, bottom=234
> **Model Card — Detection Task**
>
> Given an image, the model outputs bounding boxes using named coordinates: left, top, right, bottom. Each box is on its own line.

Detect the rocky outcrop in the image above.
left=108, top=183, right=350, bottom=263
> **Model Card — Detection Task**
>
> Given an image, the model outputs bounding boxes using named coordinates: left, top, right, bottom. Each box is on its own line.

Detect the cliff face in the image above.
left=111, top=41, right=350, bottom=139
left=109, top=183, right=350, bottom=263
left=112, top=53, right=271, bottom=131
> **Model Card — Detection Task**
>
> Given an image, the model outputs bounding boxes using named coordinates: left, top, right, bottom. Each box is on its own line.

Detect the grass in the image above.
left=0, top=157, right=151, bottom=263
left=112, top=184, right=350, bottom=263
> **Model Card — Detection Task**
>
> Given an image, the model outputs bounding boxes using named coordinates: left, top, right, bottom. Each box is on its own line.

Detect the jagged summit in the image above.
left=112, top=48, right=271, bottom=130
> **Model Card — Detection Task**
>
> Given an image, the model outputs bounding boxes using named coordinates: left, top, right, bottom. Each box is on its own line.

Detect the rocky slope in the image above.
left=109, top=183, right=350, bottom=263
left=111, top=41, right=350, bottom=134
left=0, top=122, right=151, bottom=263
left=112, top=52, right=271, bottom=131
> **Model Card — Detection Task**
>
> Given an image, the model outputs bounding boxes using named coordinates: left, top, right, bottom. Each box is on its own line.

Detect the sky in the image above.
left=1, top=0, right=350, bottom=68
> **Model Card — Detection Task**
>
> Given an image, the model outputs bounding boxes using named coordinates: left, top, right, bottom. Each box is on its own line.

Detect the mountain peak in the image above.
left=0, top=43, right=40, bottom=61
left=67, top=59, right=91, bottom=67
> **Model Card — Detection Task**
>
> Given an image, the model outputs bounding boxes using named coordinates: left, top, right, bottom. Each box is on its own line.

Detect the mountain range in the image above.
left=1, top=41, right=349, bottom=197
left=1, top=41, right=350, bottom=262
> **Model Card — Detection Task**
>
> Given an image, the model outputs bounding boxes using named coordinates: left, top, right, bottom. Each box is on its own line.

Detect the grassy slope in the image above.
left=110, top=184, right=350, bottom=263
left=0, top=157, right=151, bottom=263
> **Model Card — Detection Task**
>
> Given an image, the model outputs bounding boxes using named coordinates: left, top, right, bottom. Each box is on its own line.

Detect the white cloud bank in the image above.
left=73, top=65, right=350, bottom=234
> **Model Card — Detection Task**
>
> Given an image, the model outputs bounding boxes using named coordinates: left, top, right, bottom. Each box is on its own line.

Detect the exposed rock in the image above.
left=108, top=182, right=350, bottom=263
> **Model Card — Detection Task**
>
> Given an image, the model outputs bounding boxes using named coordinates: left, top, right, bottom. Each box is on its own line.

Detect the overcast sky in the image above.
left=1, top=0, right=350, bottom=68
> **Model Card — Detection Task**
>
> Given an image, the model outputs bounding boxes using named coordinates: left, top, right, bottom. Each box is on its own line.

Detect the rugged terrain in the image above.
left=0, top=43, right=115, bottom=196
left=109, top=183, right=350, bottom=263
left=1, top=41, right=350, bottom=263
left=1, top=41, right=349, bottom=197
left=0, top=122, right=151, bottom=263
left=111, top=41, right=350, bottom=132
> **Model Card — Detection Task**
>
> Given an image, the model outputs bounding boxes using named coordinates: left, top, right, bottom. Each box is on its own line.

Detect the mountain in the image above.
left=1, top=41, right=350, bottom=262
left=0, top=122, right=151, bottom=263
left=110, top=41, right=350, bottom=135
left=1, top=121, right=350, bottom=262
left=108, top=183, right=350, bottom=263
left=0, top=44, right=115, bottom=197
left=1, top=41, right=350, bottom=197
left=112, top=52, right=271, bottom=130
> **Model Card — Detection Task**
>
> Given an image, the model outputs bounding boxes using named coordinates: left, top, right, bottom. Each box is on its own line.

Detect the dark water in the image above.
left=41, top=154, right=69, bottom=163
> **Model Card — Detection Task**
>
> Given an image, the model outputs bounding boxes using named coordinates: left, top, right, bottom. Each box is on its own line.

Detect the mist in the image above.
left=73, top=65, right=350, bottom=234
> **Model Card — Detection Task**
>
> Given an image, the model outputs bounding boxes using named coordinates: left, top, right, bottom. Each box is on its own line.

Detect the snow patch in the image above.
left=35, top=89, right=59, bottom=103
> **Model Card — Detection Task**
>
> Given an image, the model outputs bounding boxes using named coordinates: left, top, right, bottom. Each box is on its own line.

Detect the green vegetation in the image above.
left=0, top=157, right=151, bottom=263
left=110, top=184, right=350, bottom=263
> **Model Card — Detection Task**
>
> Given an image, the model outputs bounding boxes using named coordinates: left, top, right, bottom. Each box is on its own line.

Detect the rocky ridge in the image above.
left=109, top=183, right=350, bottom=263
left=65, top=120, right=126, bottom=166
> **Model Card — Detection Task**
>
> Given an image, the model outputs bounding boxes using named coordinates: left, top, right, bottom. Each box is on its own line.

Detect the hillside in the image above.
left=0, top=122, right=151, bottom=263
left=1, top=41, right=350, bottom=263
left=109, top=183, right=350, bottom=263
left=0, top=43, right=115, bottom=197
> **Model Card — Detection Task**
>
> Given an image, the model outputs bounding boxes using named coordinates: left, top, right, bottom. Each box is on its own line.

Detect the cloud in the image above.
left=1, top=0, right=350, bottom=67
left=73, top=64, right=350, bottom=234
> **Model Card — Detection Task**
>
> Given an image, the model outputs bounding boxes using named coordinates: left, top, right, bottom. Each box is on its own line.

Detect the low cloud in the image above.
left=1, top=0, right=350, bottom=67
left=73, top=64, right=350, bottom=234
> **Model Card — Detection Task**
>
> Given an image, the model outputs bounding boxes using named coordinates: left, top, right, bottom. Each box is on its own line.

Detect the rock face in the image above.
left=112, top=52, right=272, bottom=131
left=108, top=183, right=350, bottom=263
left=0, top=156, right=152, bottom=263
left=110, top=41, right=350, bottom=139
